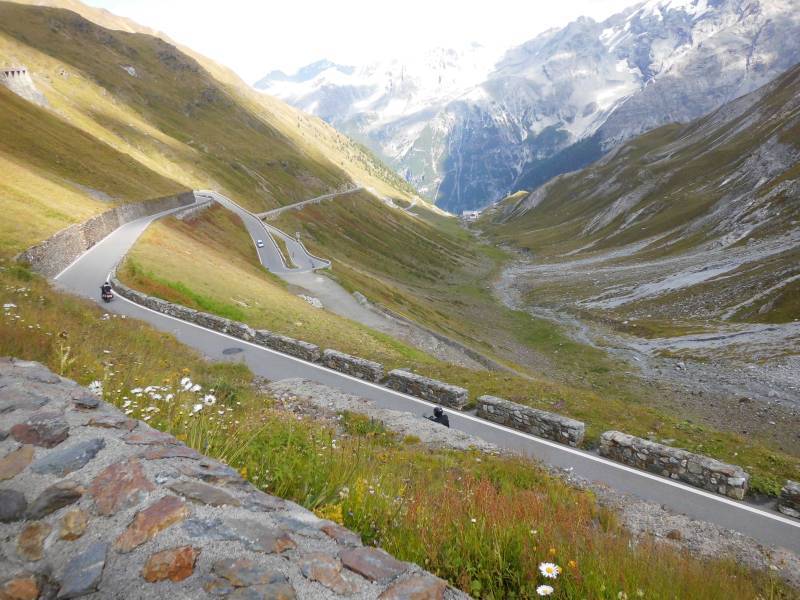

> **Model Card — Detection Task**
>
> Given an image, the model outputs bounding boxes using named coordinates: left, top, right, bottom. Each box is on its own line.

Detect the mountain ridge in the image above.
left=482, top=58, right=800, bottom=323
left=258, top=0, right=800, bottom=212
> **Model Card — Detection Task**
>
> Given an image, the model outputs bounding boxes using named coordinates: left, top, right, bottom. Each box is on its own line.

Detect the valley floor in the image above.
left=494, top=250, right=800, bottom=457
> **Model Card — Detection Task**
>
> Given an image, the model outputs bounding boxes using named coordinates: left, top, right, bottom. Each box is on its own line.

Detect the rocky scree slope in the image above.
left=259, top=0, right=800, bottom=212
left=0, top=357, right=461, bottom=599
left=483, top=59, right=800, bottom=325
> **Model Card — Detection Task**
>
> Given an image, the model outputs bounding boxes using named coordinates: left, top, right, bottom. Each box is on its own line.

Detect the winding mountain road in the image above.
left=196, top=190, right=329, bottom=273
left=53, top=193, right=800, bottom=554
left=255, top=186, right=362, bottom=220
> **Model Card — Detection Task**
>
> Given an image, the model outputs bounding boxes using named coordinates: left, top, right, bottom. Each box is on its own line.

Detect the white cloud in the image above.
left=85, top=0, right=637, bottom=83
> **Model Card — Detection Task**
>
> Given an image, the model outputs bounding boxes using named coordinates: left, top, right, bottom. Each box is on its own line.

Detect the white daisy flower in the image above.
left=536, top=585, right=554, bottom=596
left=539, top=563, right=561, bottom=579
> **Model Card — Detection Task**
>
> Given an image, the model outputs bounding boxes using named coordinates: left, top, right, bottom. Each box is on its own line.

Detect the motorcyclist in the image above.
left=427, top=406, right=450, bottom=428
left=100, top=281, right=113, bottom=298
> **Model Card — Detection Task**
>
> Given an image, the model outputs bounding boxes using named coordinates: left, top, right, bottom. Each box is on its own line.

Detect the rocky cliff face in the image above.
left=257, top=0, right=800, bottom=212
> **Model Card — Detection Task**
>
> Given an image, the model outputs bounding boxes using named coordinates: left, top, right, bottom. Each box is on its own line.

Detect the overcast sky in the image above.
left=85, top=0, right=638, bottom=83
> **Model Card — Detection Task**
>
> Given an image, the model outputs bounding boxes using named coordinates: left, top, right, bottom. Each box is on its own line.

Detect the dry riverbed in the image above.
left=494, top=256, right=800, bottom=455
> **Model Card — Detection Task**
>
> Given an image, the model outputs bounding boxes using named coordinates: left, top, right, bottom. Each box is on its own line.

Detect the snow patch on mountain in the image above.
left=256, top=0, right=800, bottom=213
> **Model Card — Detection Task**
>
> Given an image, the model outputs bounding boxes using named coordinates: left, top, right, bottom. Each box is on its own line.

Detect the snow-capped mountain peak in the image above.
left=256, top=44, right=502, bottom=126
left=256, top=0, right=800, bottom=213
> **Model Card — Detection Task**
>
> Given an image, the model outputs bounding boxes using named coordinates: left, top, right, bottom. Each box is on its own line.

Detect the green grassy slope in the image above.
left=0, top=1, right=349, bottom=209
left=0, top=0, right=426, bottom=257
left=13, top=0, right=425, bottom=204
left=0, top=84, right=184, bottom=252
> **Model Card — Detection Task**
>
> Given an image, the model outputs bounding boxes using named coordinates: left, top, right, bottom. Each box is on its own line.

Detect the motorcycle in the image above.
left=101, top=289, right=114, bottom=303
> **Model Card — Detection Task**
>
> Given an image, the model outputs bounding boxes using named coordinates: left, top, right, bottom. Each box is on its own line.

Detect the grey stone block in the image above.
left=30, top=438, right=106, bottom=476
left=778, top=480, right=800, bottom=519
left=476, top=395, right=585, bottom=447
left=321, top=349, right=384, bottom=382
left=599, top=431, right=749, bottom=500
left=385, top=369, right=468, bottom=409
left=57, top=541, right=108, bottom=599
left=254, top=330, right=321, bottom=362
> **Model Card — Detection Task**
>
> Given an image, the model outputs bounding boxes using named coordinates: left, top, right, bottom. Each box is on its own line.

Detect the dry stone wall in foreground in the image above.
left=0, top=358, right=465, bottom=599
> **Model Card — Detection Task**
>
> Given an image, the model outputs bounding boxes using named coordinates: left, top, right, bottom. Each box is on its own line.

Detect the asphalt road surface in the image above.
left=54, top=195, right=800, bottom=554
left=196, top=190, right=328, bottom=273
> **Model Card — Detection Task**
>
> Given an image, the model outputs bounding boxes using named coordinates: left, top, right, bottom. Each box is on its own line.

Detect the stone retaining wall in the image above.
left=106, top=276, right=755, bottom=502
left=255, top=331, right=322, bottom=364
left=175, top=200, right=214, bottom=221
left=0, top=358, right=462, bottom=599
left=599, top=431, right=750, bottom=500
left=778, top=480, right=800, bottom=518
left=476, top=395, right=585, bottom=447
left=321, top=350, right=384, bottom=382
left=385, top=370, right=468, bottom=409
left=111, top=278, right=322, bottom=363
left=19, top=192, right=195, bottom=278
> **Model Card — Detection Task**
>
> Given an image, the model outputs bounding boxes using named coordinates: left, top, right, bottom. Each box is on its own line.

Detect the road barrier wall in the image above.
left=19, top=192, right=195, bottom=278
left=385, top=369, right=468, bottom=409
left=254, top=330, right=322, bottom=363
left=779, top=480, right=800, bottom=518
left=109, top=275, right=760, bottom=501
left=599, top=431, right=750, bottom=500
left=476, top=395, right=585, bottom=447
left=110, top=277, right=321, bottom=362
left=175, top=200, right=214, bottom=221
left=321, top=349, right=384, bottom=382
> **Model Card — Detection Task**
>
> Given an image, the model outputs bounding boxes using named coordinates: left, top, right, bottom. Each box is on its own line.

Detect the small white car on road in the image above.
left=256, top=239, right=265, bottom=248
